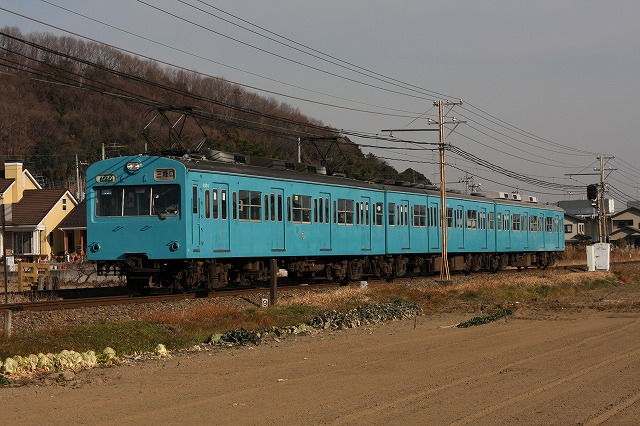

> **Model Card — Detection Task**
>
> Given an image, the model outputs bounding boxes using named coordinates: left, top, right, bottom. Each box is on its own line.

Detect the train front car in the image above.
left=86, top=156, right=189, bottom=292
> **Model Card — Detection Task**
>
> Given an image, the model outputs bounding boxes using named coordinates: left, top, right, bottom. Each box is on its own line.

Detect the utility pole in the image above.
left=565, top=155, right=615, bottom=243
left=596, top=156, right=615, bottom=243
left=382, top=100, right=464, bottom=281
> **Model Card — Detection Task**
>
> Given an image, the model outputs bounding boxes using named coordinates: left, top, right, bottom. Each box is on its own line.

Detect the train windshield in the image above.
left=95, top=185, right=181, bottom=217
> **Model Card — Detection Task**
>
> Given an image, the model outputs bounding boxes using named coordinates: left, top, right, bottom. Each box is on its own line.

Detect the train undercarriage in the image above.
left=96, top=251, right=559, bottom=293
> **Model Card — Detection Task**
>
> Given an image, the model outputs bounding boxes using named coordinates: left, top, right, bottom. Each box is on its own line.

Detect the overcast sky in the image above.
left=1, top=0, right=639, bottom=206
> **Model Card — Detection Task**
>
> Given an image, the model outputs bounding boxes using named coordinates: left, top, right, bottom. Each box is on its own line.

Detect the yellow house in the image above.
left=0, top=161, right=78, bottom=259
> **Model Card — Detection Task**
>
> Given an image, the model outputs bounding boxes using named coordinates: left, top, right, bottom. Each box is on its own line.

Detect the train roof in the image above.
left=106, top=154, right=563, bottom=212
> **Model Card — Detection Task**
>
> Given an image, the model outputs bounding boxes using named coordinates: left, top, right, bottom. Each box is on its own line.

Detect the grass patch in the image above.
left=457, top=308, right=513, bottom=328
left=2, top=266, right=639, bottom=363
left=0, top=322, right=198, bottom=360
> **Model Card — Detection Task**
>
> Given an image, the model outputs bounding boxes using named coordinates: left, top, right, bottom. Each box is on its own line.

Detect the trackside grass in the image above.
left=1, top=266, right=639, bottom=363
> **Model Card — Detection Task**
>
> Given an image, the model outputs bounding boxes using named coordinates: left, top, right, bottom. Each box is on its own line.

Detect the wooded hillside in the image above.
left=0, top=27, right=429, bottom=188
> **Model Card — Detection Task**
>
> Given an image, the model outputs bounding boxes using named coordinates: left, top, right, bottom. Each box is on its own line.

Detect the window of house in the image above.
left=564, top=224, right=573, bottom=233
left=14, top=232, right=32, bottom=254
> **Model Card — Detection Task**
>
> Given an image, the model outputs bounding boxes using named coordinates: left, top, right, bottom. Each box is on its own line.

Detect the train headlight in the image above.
left=125, top=161, right=142, bottom=172
left=91, top=243, right=101, bottom=252
left=169, top=241, right=179, bottom=252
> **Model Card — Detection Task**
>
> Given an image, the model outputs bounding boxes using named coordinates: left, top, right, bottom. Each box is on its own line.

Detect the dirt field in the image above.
left=3, top=301, right=639, bottom=425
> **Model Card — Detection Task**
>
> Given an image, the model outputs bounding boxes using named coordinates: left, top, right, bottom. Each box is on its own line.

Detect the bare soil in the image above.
left=3, top=297, right=640, bottom=425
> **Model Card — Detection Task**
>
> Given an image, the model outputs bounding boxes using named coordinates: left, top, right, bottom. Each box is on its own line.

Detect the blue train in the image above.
left=85, top=152, right=564, bottom=291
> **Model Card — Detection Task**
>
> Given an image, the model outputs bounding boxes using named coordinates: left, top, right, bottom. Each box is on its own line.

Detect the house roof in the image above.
left=0, top=178, right=12, bottom=194
left=58, top=200, right=86, bottom=230
left=609, top=226, right=640, bottom=239
left=564, top=213, right=585, bottom=223
left=9, top=188, right=70, bottom=226
left=611, top=206, right=640, bottom=219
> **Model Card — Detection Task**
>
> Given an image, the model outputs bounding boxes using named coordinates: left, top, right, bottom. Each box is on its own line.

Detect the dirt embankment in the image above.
left=3, top=301, right=639, bottom=425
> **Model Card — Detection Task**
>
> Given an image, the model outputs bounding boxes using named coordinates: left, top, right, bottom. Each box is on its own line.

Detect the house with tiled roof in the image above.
left=0, top=161, right=78, bottom=259
left=564, top=213, right=592, bottom=245
left=609, top=207, right=640, bottom=248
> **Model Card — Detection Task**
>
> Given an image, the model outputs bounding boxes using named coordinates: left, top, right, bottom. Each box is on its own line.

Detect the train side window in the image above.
left=292, top=194, right=312, bottom=224
left=238, top=190, right=262, bottom=222
left=375, top=202, right=383, bottom=226
left=413, top=205, right=426, bottom=227
left=529, top=215, right=537, bottom=232
left=271, top=194, right=276, bottom=221
left=466, top=210, right=476, bottom=229
left=325, top=198, right=329, bottom=223
left=337, top=198, right=354, bottom=225
left=333, top=200, right=337, bottom=223
left=264, top=194, right=270, bottom=221
left=488, top=211, right=494, bottom=230
left=212, top=189, right=218, bottom=219
left=365, top=202, right=370, bottom=225
left=511, top=214, right=520, bottom=231
left=232, top=192, right=237, bottom=220
left=204, top=190, right=210, bottom=219
left=318, top=198, right=323, bottom=223
left=287, top=196, right=291, bottom=222
left=497, top=213, right=502, bottom=230
left=446, top=207, right=453, bottom=228
left=314, top=198, right=319, bottom=223
left=239, top=190, right=249, bottom=220
left=277, top=194, right=282, bottom=222
left=356, top=202, right=360, bottom=225
left=192, top=186, right=198, bottom=214
left=388, top=203, right=395, bottom=226
left=478, top=211, right=485, bottom=230
left=221, top=189, right=227, bottom=220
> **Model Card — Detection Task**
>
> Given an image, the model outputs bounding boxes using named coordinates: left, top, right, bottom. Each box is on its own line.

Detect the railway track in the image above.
left=1, top=260, right=637, bottom=313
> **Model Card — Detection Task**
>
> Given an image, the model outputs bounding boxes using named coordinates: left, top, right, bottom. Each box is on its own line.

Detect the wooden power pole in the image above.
left=382, top=100, right=464, bottom=282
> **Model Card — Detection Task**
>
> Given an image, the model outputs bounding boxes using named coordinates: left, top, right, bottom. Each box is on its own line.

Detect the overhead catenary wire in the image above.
left=0, top=2, right=632, bottom=203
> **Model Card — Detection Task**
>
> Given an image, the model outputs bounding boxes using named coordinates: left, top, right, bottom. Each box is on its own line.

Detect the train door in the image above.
left=429, top=202, right=440, bottom=250
left=457, top=204, right=465, bottom=250
left=523, top=213, right=529, bottom=249
left=503, top=209, right=511, bottom=249
left=211, top=183, right=230, bottom=252
left=191, top=182, right=202, bottom=251
left=480, top=207, right=488, bottom=249
left=319, top=192, right=332, bottom=251
left=270, top=188, right=285, bottom=252
left=360, top=196, right=372, bottom=251
left=400, top=200, right=410, bottom=249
